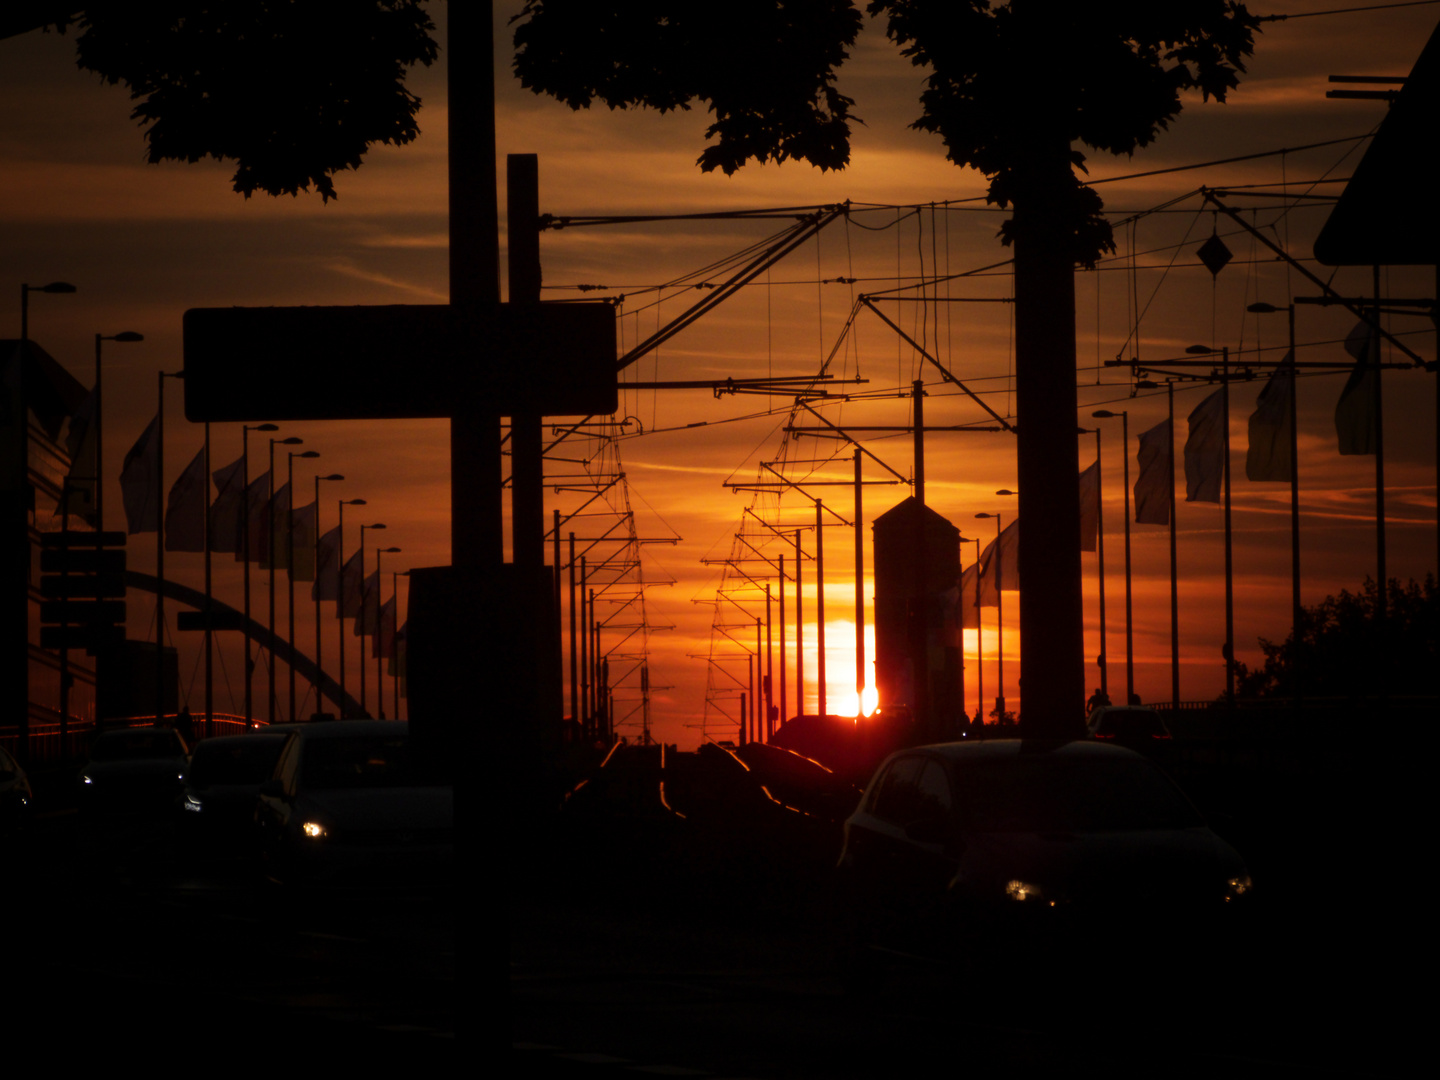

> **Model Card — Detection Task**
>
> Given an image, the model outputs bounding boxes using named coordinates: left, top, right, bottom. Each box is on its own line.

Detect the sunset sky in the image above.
left=5, top=2, right=1437, bottom=747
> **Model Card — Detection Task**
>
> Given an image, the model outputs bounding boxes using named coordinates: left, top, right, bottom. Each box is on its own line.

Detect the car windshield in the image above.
left=955, top=755, right=1202, bottom=833
left=186, top=737, right=287, bottom=785
left=1094, top=709, right=1168, bottom=737
left=90, top=730, right=186, bottom=761
left=299, top=735, right=416, bottom=790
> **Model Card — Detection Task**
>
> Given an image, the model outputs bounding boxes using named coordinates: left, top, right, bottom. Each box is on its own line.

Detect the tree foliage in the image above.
left=512, top=1, right=1259, bottom=267
left=1237, top=577, right=1440, bottom=700
left=68, top=1, right=438, bottom=202
left=512, top=1, right=864, bottom=176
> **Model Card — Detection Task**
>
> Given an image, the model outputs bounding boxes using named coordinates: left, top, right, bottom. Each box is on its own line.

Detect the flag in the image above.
left=340, top=548, right=365, bottom=617
left=1079, top=460, right=1100, bottom=552
left=241, top=470, right=270, bottom=562
left=354, top=570, right=381, bottom=635
left=119, top=413, right=160, bottom=534
left=290, top=500, right=318, bottom=581
left=1134, top=418, right=1172, bottom=525
left=313, top=526, right=342, bottom=601
left=1335, top=319, right=1378, bottom=456
left=59, top=388, right=98, bottom=526
left=959, top=561, right=985, bottom=623
left=164, top=447, right=208, bottom=552
left=374, top=594, right=397, bottom=660
left=209, top=456, right=245, bottom=553
left=978, top=518, right=1019, bottom=604
left=1184, top=389, right=1226, bottom=504
left=260, top=482, right=292, bottom=570
left=1246, top=352, right=1295, bottom=482
left=387, top=621, right=408, bottom=699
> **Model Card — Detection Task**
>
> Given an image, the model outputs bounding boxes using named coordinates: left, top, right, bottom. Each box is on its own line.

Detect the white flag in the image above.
left=1246, top=353, right=1295, bottom=482
left=959, top=561, right=987, bottom=621
left=1134, top=418, right=1171, bottom=526
left=1336, top=320, right=1377, bottom=456
left=164, top=446, right=208, bottom=552
left=241, top=470, right=270, bottom=563
left=354, top=570, right=381, bottom=635
left=260, top=482, right=292, bottom=570
left=340, top=548, right=365, bottom=618
left=119, top=414, right=160, bottom=535
left=290, top=500, right=318, bottom=582
left=313, top=526, right=342, bottom=601
left=1184, top=389, right=1226, bottom=504
left=60, top=388, right=98, bottom=526
left=209, top=456, right=245, bottom=553
left=978, top=518, right=1019, bottom=604
left=1079, top=460, right=1100, bottom=552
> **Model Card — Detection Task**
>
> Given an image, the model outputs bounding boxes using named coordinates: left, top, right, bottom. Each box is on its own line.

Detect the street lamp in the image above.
left=1079, top=425, right=1108, bottom=705
left=92, top=331, right=144, bottom=532
left=976, top=510, right=1005, bottom=724
left=312, top=474, right=345, bottom=717
left=1093, top=409, right=1134, bottom=704
left=958, top=533, right=983, bottom=731
left=1187, top=345, right=1236, bottom=703
left=374, top=546, right=401, bottom=717
left=287, top=448, right=320, bottom=722
left=1247, top=301, right=1303, bottom=662
left=240, top=423, right=279, bottom=725
left=391, top=569, right=409, bottom=721
left=335, top=498, right=367, bottom=716
left=357, top=522, right=387, bottom=718
left=268, top=435, right=304, bottom=720
left=20, top=281, right=76, bottom=343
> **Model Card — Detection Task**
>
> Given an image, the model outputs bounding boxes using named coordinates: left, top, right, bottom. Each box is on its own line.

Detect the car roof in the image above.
left=283, top=719, right=409, bottom=740
left=192, top=732, right=289, bottom=750
left=891, top=738, right=1144, bottom=765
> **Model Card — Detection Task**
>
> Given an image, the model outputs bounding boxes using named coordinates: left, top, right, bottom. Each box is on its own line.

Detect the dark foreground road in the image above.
left=11, top=796, right=458, bottom=1066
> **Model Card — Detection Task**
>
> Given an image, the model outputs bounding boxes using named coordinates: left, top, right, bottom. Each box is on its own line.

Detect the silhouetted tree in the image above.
left=1237, top=577, right=1439, bottom=700
left=61, top=1, right=439, bottom=201
left=514, top=1, right=1260, bottom=736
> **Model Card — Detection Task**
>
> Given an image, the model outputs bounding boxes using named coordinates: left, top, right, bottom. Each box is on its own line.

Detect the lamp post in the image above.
left=93, top=331, right=144, bottom=532
left=287, top=449, right=320, bottom=722
left=267, top=435, right=303, bottom=721
left=241, top=424, right=279, bottom=725
left=392, top=569, right=409, bottom=722
left=1093, top=409, right=1134, bottom=704
left=1246, top=302, right=1302, bottom=654
left=357, top=522, right=387, bottom=718
left=976, top=508, right=1004, bottom=723
left=19, top=281, right=76, bottom=344
left=958, top=534, right=982, bottom=731
left=374, top=546, right=401, bottom=717
left=336, top=498, right=366, bottom=716
left=1188, top=344, right=1236, bottom=702
left=157, top=369, right=185, bottom=723
left=313, top=474, right=345, bottom=718
left=1081, top=426, right=1108, bottom=703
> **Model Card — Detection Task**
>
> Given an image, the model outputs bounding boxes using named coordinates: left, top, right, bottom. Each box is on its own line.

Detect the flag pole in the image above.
left=204, top=422, right=213, bottom=738
left=1222, top=347, right=1235, bottom=703
left=156, top=372, right=165, bottom=724
left=1169, top=380, right=1180, bottom=711
left=1095, top=429, right=1108, bottom=702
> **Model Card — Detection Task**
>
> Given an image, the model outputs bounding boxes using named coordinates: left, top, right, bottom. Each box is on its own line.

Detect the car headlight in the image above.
left=301, top=820, right=328, bottom=839
left=183, top=793, right=203, bottom=813
left=80, top=773, right=94, bottom=786
left=1005, top=879, right=1047, bottom=903
left=1224, top=873, right=1253, bottom=902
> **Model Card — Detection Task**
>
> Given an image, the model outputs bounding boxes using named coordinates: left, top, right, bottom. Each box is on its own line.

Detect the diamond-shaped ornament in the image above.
left=1197, top=233, right=1233, bottom=278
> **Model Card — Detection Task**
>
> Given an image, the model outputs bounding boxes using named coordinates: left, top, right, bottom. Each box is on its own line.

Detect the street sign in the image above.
left=40, top=600, right=126, bottom=625
left=176, top=609, right=246, bottom=632
left=40, top=626, right=125, bottom=652
left=182, top=301, right=618, bottom=422
left=40, top=549, right=126, bottom=575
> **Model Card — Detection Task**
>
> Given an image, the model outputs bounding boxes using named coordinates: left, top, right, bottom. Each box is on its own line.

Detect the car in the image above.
left=78, top=726, right=191, bottom=814
left=0, top=745, right=33, bottom=831
left=177, top=731, right=291, bottom=846
left=1086, top=704, right=1171, bottom=742
left=835, top=739, right=1252, bottom=992
left=254, top=720, right=453, bottom=889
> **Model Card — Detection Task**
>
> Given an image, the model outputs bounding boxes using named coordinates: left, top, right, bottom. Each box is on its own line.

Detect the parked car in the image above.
left=78, top=726, right=190, bottom=814
left=177, top=731, right=291, bottom=846
left=254, top=720, right=453, bottom=888
left=1086, top=704, right=1171, bottom=742
left=835, top=739, right=1251, bottom=991
left=0, top=745, right=33, bottom=831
